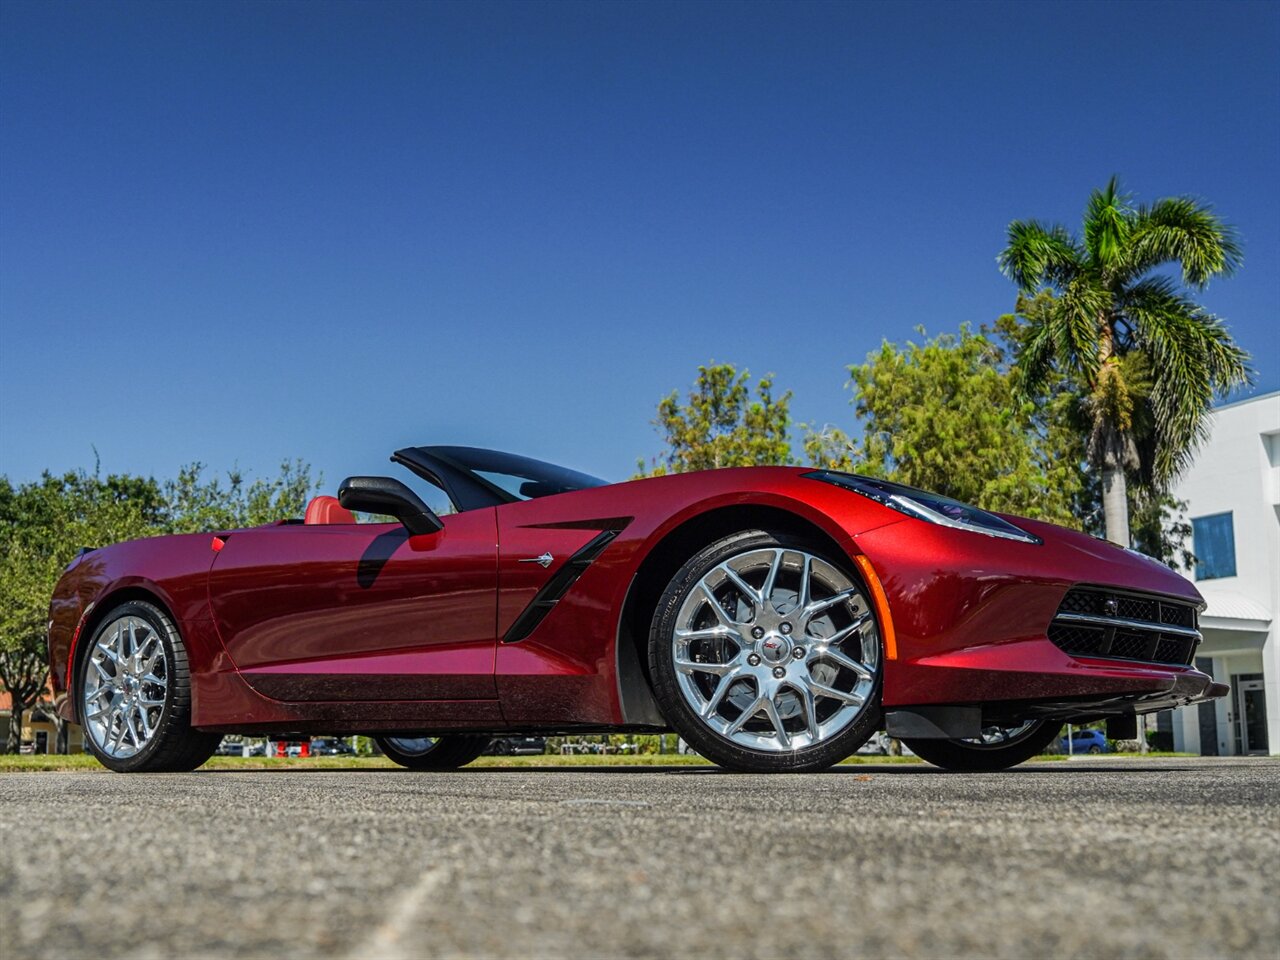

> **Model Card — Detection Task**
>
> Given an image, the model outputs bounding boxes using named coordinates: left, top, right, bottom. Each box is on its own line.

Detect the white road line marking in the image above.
left=350, top=864, right=449, bottom=960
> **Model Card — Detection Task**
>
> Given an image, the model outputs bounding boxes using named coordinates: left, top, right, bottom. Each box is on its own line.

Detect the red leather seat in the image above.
left=304, top=495, right=357, bottom=525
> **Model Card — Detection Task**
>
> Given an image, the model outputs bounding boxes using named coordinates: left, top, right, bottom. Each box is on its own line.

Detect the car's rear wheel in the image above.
left=649, top=530, right=882, bottom=773
left=902, top=720, right=1063, bottom=772
left=78, top=600, right=221, bottom=773
left=375, top=735, right=489, bottom=770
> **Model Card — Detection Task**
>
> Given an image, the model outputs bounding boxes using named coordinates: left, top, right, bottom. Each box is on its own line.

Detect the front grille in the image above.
left=1110, top=630, right=1152, bottom=660
left=1047, top=587, right=1200, bottom=667
left=1159, top=604, right=1195, bottom=628
left=1116, top=596, right=1157, bottom=622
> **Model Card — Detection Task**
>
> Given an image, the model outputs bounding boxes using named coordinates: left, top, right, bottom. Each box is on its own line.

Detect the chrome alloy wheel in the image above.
left=961, top=720, right=1041, bottom=747
left=671, top=547, right=879, bottom=752
left=383, top=737, right=438, bottom=756
left=82, top=615, right=169, bottom=759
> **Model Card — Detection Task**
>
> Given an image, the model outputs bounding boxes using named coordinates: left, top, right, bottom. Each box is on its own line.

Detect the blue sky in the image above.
left=2, top=0, right=1277, bottom=491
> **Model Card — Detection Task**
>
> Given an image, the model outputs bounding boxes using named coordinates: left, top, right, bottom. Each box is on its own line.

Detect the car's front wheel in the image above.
left=78, top=600, right=221, bottom=773
left=648, top=530, right=882, bottom=773
left=901, top=720, right=1063, bottom=772
left=375, top=735, right=489, bottom=770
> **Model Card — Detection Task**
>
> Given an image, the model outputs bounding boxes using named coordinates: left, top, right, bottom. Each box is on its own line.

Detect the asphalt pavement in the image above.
left=1, top=757, right=1276, bottom=959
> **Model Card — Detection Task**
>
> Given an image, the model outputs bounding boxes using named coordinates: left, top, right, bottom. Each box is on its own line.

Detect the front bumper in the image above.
left=972, top=656, right=1228, bottom=724
left=852, top=513, right=1219, bottom=718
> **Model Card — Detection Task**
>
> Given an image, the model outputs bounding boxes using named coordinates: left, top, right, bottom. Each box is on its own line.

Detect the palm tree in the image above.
left=999, top=178, right=1252, bottom=546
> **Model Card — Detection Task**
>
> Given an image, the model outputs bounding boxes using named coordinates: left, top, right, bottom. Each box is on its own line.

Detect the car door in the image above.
left=207, top=508, right=498, bottom=701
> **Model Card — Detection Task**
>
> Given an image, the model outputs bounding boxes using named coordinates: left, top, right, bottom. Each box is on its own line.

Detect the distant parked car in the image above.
left=486, top=736, right=546, bottom=756
left=1059, top=728, right=1108, bottom=754
left=214, top=739, right=245, bottom=756
left=310, top=738, right=356, bottom=756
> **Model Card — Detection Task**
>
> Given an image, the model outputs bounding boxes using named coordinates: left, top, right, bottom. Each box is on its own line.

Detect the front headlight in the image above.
left=804, top=470, right=1042, bottom=544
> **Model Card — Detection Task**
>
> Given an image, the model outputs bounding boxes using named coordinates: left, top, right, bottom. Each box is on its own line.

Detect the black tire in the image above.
left=902, top=721, right=1063, bottom=772
left=77, top=600, right=221, bottom=773
left=375, top=735, right=489, bottom=770
left=648, top=529, right=882, bottom=773
left=1088, top=744, right=1102, bottom=754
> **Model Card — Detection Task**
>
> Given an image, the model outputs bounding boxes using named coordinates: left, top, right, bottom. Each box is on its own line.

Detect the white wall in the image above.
left=1170, top=392, right=1280, bottom=755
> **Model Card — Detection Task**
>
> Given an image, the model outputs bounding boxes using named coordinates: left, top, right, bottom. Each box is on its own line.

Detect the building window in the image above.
left=1191, top=512, right=1236, bottom=580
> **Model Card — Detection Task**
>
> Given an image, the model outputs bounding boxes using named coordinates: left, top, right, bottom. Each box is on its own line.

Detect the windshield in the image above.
left=394, top=445, right=609, bottom=512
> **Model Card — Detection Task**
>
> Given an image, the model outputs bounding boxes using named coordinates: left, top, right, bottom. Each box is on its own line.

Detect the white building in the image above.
left=1168, top=390, right=1280, bottom=756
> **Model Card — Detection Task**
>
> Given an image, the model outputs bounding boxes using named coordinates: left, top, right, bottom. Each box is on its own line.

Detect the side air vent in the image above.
left=503, top=529, right=622, bottom=644
left=1047, top=587, right=1200, bottom=667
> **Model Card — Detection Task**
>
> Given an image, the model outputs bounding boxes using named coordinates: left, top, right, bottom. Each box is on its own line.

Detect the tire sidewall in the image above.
left=77, top=600, right=181, bottom=773
left=647, top=529, right=882, bottom=773
left=903, top=721, right=1064, bottom=772
left=375, top=735, right=488, bottom=770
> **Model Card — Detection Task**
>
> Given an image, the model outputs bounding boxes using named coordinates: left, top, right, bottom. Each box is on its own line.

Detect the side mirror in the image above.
left=337, top=476, right=444, bottom=536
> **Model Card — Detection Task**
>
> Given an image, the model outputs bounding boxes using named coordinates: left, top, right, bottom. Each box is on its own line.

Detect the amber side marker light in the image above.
left=852, top=554, right=897, bottom=661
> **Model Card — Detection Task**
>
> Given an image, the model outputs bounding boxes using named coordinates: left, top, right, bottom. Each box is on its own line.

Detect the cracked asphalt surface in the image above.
left=1, top=757, right=1276, bottom=959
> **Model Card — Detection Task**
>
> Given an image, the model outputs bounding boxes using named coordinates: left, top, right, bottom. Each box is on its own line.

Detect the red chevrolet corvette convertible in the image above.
left=47, top=446, right=1225, bottom=774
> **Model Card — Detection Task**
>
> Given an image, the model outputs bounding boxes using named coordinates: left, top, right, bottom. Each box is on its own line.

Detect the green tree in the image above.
left=0, top=459, right=316, bottom=752
left=806, top=324, right=1081, bottom=525
left=639, top=363, right=793, bottom=475
left=0, top=470, right=163, bottom=752
left=162, top=459, right=317, bottom=533
left=999, top=177, right=1252, bottom=545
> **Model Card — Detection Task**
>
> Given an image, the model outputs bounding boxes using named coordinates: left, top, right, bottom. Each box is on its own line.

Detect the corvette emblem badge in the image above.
left=519, top=552, right=554, bottom=568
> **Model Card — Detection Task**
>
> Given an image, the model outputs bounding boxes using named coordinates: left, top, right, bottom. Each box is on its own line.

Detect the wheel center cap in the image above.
left=758, top=634, right=792, bottom=664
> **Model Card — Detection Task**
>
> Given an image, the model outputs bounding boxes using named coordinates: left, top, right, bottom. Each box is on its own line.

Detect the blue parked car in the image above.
left=1059, top=728, right=1109, bottom=754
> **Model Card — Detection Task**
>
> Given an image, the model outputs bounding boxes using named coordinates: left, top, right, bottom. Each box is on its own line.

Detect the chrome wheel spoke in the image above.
left=722, top=566, right=762, bottom=607
left=808, top=679, right=865, bottom=705
left=675, top=658, right=737, bottom=676
left=123, top=708, right=141, bottom=746
left=760, top=550, right=783, bottom=603
left=813, top=645, right=875, bottom=682
left=697, top=583, right=736, bottom=627
left=725, top=695, right=765, bottom=735
left=802, top=587, right=858, bottom=620
left=796, top=683, right=819, bottom=741
left=110, top=717, right=128, bottom=752
left=809, top=612, right=871, bottom=646
left=796, top=554, right=812, bottom=610
left=701, top=670, right=740, bottom=718
left=675, top=626, right=745, bottom=648
left=761, top=693, right=790, bottom=748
